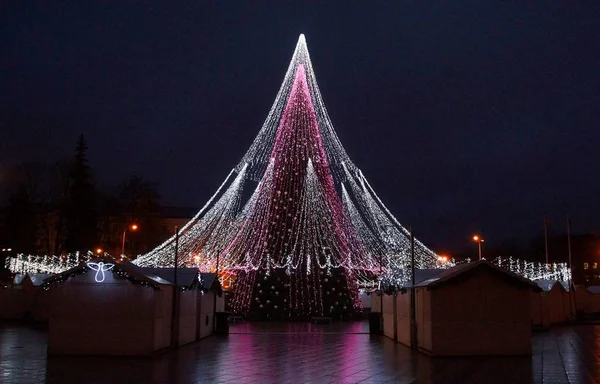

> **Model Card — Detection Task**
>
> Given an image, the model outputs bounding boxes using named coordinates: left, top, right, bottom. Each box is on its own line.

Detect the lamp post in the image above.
left=171, top=225, right=180, bottom=348
left=173, top=226, right=179, bottom=284
left=410, top=226, right=417, bottom=349
left=473, top=235, right=484, bottom=261
left=213, top=249, right=221, bottom=333
left=121, top=224, right=139, bottom=256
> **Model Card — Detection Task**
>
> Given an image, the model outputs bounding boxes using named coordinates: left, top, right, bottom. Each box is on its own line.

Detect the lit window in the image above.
left=595, top=263, right=598, bottom=269
left=584, top=263, right=589, bottom=270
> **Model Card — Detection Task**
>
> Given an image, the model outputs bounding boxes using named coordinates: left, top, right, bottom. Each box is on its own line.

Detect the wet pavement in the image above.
left=1, top=321, right=599, bottom=384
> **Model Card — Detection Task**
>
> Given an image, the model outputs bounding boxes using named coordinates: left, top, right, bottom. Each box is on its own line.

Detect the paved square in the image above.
left=1, top=321, right=599, bottom=383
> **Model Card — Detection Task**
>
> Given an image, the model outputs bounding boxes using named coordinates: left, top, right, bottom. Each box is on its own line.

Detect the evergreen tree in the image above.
left=50, top=160, right=71, bottom=254
left=236, top=265, right=359, bottom=321
left=320, top=268, right=359, bottom=320
left=244, top=268, right=289, bottom=320
left=4, top=186, right=37, bottom=254
left=64, top=135, right=97, bottom=252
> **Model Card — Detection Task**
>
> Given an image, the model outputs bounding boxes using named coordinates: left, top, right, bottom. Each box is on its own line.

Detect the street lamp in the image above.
left=437, top=254, right=449, bottom=263
left=95, top=248, right=103, bottom=255
left=472, top=235, right=484, bottom=261
left=121, top=224, right=139, bottom=256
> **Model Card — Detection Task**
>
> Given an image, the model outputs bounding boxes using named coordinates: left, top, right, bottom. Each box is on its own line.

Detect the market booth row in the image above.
left=143, top=267, right=202, bottom=346
left=414, top=261, right=538, bottom=356
left=379, top=261, right=539, bottom=356
left=197, top=273, right=225, bottom=339
left=575, top=285, right=600, bottom=316
left=530, top=280, right=573, bottom=328
left=0, top=273, right=52, bottom=321
left=143, top=268, right=226, bottom=342
left=372, top=269, right=444, bottom=340
left=44, top=259, right=223, bottom=356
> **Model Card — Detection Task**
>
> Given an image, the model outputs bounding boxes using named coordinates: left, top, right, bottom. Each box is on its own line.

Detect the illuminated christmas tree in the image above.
left=134, top=34, right=440, bottom=319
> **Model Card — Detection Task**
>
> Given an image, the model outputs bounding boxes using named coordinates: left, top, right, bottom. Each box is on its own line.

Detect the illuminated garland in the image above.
left=6, top=252, right=95, bottom=275
left=493, top=256, right=571, bottom=282
left=378, top=256, right=572, bottom=292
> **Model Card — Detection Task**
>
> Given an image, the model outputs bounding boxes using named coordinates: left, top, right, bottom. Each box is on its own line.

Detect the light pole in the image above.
left=171, top=225, right=180, bottom=348
left=121, top=224, right=139, bottom=256
left=410, top=226, right=417, bottom=349
left=473, top=235, right=484, bottom=261
left=213, top=249, right=221, bottom=333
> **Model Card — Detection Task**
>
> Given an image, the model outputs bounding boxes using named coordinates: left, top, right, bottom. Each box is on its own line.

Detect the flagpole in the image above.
left=544, top=217, right=549, bottom=265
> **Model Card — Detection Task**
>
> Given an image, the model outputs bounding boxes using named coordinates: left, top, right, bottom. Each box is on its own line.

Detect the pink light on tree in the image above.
left=224, top=64, right=366, bottom=318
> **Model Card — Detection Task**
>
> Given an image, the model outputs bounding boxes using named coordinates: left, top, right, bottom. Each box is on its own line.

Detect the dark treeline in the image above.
left=0, top=135, right=162, bottom=257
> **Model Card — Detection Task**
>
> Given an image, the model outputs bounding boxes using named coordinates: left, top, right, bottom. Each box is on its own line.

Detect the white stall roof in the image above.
left=142, top=268, right=200, bottom=288
left=29, top=273, right=53, bottom=286
left=13, top=274, right=26, bottom=285
left=587, top=286, right=600, bottom=294
left=414, top=261, right=540, bottom=291
left=44, top=258, right=172, bottom=289
left=413, top=269, right=446, bottom=285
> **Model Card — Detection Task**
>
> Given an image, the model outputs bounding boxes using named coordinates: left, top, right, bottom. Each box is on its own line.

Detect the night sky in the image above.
left=1, top=2, right=599, bottom=252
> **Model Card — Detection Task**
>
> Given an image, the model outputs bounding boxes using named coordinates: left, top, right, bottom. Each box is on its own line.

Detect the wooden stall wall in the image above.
left=177, top=290, right=198, bottom=346
left=197, top=292, right=215, bottom=339
left=422, top=271, right=531, bottom=356
left=395, top=290, right=411, bottom=347
left=382, top=294, right=396, bottom=340
left=0, top=287, right=29, bottom=320
left=416, top=288, right=432, bottom=353
left=530, top=291, right=549, bottom=329
left=48, top=271, right=172, bottom=356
